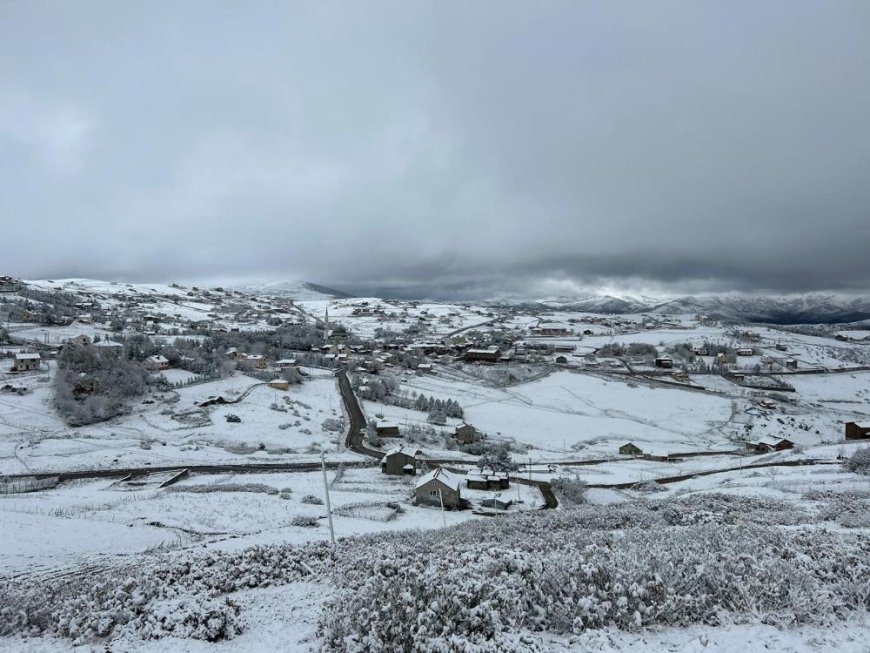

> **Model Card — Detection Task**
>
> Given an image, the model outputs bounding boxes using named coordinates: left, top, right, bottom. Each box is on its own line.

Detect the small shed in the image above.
left=619, top=442, right=643, bottom=456
left=268, top=379, right=290, bottom=391
left=555, top=355, right=568, bottom=365
left=655, top=357, right=674, bottom=369
left=454, top=423, right=480, bottom=445
left=415, top=467, right=462, bottom=509
left=774, top=438, right=794, bottom=451
left=480, top=493, right=513, bottom=511
left=785, top=359, right=798, bottom=370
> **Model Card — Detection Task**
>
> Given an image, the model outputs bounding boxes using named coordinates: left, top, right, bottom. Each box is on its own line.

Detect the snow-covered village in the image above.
left=0, top=277, right=867, bottom=651
left=3, top=2, right=870, bottom=651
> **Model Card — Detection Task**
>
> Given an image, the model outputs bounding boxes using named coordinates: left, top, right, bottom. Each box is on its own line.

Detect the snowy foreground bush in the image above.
left=1, top=494, right=867, bottom=648
left=318, top=498, right=869, bottom=651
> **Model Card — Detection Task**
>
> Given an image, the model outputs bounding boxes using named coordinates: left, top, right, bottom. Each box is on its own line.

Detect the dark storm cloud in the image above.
left=2, top=1, right=869, bottom=298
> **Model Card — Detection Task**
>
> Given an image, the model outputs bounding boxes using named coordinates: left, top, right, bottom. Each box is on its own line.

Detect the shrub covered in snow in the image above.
left=550, top=477, right=588, bottom=504
left=0, top=543, right=334, bottom=644
left=845, top=447, right=870, bottom=475
left=291, top=515, right=319, bottom=528
left=2, top=494, right=868, bottom=649
left=301, top=494, right=324, bottom=505
left=319, top=501, right=870, bottom=651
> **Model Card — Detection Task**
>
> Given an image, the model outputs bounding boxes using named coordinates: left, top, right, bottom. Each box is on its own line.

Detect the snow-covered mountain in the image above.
left=500, top=293, right=870, bottom=324
left=648, top=294, right=870, bottom=324
left=232, top=280, right=352, bottom=301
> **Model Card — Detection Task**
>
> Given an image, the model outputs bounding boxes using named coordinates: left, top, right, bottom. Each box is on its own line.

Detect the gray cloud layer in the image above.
left=2, top=1, right=869, bottom=298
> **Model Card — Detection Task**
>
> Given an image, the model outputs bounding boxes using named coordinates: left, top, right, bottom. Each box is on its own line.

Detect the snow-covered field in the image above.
left=0, top=373, right=355, bottom=476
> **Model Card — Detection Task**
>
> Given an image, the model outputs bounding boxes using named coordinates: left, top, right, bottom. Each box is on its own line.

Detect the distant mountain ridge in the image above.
left=232, top=280, right=353, bottom=301
left=500, top=293, right=870, bottom=324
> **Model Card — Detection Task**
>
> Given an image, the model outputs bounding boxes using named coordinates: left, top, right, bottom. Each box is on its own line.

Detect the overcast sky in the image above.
left=2, top=1, right=869, bottom=299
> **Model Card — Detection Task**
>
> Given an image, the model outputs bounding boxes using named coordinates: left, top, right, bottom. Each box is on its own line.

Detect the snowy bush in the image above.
left=845, top=447, right=870, bottom=475
left=551, top=477, right=588, bottom=504
left=3, top=494, right=868, bottom=649
left=0, top=543, right=334, bottom=643
left=319, top=505, right=870, bottom=651
left=291, top=515, right=319, bottom=528
left=301, top=494, right=324, bottom=505
left=321, top=417, right=344, bottom=432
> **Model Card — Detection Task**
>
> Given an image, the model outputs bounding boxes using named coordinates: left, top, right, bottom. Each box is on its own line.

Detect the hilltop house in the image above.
left=454, top=423, right=480, bottom=445
left=619, top=442, right=643, bottom=456
left=380, top=445, right=421, bottom=475
left=845, top=422, right=870, bottom=440
left=11, top=352, right=41, bottom=372
left=414, top=467, right=463, bottom=509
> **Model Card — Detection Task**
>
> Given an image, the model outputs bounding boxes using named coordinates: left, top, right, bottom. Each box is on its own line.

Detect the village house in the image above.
left=380, top=444, right=421, bottom=475
left=775, top=343, right=788, bottom=351
left=654, top=357, right=674, bottom=369
left=245, top=354, right=268, bottom=369
left=375, top=422, right=401, bottom=437
left=414, top=467, right=463, bottom=509
left=845, top=422, right=870, bottom=440
left=275, top=358, right=298, bottom=369
left=225, top=347, right=246, bottom=362
left=465, top=468, right=510, bottom=490
left=693, top=346, right=709, bottom=356
left=619, top=442, right=643, bottom=456
left=555, top=355, right=568, bottom=364
left=93, top=339, right=124, bottom=356
left=11, top=352, right=41, bottom=372
left=454, top=423, right=480, bottom=445
left=68, top=334, right=91, bottom=347
left=747, top=439, right=794, bottom=453
left=144, top=355, right=170, bottom=371
left=785, top=359, right=798, bottom=370
left=736, top=347, right=754, bottom=356
left=464, top=348, right=501, bottom=363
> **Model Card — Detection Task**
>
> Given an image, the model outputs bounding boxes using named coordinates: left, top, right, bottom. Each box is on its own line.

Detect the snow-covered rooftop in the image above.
left=415, top=467, right=461, bottom=493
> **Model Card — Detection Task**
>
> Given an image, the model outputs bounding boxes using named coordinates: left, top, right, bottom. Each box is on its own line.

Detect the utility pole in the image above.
left=321, top=451, right=335, bottom=547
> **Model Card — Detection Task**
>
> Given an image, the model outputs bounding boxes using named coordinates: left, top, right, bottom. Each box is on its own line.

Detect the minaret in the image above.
left=324, top=306, right=330, bottom=342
